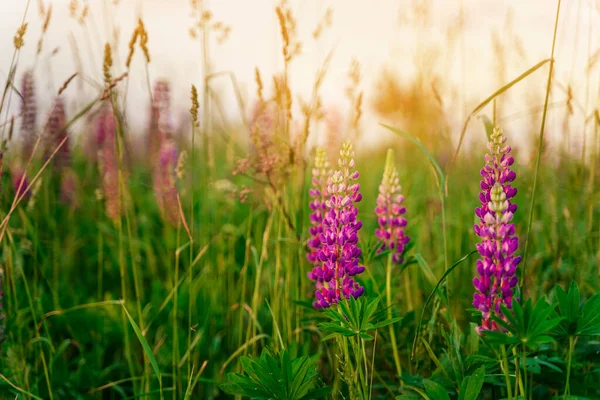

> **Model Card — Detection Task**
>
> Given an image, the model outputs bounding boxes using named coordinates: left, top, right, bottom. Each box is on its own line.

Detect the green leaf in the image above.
left=458, top=365, right=486, bottom=400
left=577, top=292, right=600, bottom=336
left=370, top=316, right=402, bottom=330
left=423, top=379, right=451, bottom=400
left=413, top=253, right=439, bottom=288
left=481, top=115, right=494, bottom=142
left=411, top=250, right=477, bottom=358
left=381, top=124, right=445, bottom=190
left=448, top=58, right=552, bottom=182
left=122, top=302, right=162, bottom=383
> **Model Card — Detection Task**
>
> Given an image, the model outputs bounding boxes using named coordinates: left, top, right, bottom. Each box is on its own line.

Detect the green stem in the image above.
left=173, top=224, right=182, bottom=399
left=522, top=344, right=528, bottom=397
left=500, top=345, right=514, bottom=400
left=386, top=254, right=403, bottom=382
left=512, top=347, right=525, bottom=398
left=564, top=336, right=574, bottom=398
left=521, top=0, right=561, bottom=294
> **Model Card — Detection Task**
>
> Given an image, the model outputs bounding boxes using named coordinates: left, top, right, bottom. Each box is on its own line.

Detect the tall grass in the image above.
left=0, top=1, right=599, bottom=399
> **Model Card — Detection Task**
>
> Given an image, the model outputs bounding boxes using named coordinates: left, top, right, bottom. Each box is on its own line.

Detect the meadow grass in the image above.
left=0, top=1, right=599, bottom=399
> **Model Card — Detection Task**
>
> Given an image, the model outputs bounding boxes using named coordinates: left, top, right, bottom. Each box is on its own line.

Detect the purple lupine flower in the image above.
left=60, top=170, right=78, bottom=207
left=311, top=141, right=365, bottom=309
left=20, top=70, right=37, bottom=161
left=473, top=126, right=520, bottom=333
left=307, top=148, right=331, bottom=277
left=44, top=97, right=70, bottom=170
left=148, top=80, right=171, bottom=167
left=154, top=137, right=179, bottom=225
left=375, top=149, right=409, bottom=264
left=12, top=167, right=30, bottom=199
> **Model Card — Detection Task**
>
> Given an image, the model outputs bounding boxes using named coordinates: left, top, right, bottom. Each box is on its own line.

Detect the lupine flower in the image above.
left=375, top=149, right=409, bottom=264
left=12, top=167, right=30, bottom=199
left=20, top=70, right=37, bottom=161
left=154, top=137, right=179, bottom=225
left=44, top=97, right=70, bottom=170
left=473, top=126, right=520, bottom=333
left=60, top=170, right=78, bottom=207
left=307, top=148, right=331, bottom=274
left=311, top=141, right=365, bottom=309
left=148, top=80, right=171, bottom=166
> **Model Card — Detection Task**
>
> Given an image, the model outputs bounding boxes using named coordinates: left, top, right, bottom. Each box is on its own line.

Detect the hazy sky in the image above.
left=0, top=0, right=598, bottom=156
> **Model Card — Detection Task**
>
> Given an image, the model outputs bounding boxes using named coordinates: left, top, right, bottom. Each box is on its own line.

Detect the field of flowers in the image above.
left=1, top=1, right=600, bottom=399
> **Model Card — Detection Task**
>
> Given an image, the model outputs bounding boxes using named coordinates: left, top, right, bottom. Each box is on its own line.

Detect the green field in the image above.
left=1, top=1, right=600, bottom=399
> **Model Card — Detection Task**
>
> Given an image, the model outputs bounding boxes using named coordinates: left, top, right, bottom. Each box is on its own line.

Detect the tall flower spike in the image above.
left=307, top=148, right=331, bottom=276
left=12, top=167, right=30, bottom=199
left=20, top=70, right=37, bottom=161
left=44, top=97, right=69, bottom=170
left=148, top=80, right=171, bottom=167
left=375, top=149, right=409, bottom=264
left=312, top=141, right=365, bottom=309
left=154, top=136, right=179, bottom=226
left=473, top=126, right=520, bottom=333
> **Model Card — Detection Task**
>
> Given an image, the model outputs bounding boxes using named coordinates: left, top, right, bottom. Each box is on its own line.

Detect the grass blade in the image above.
left=122, top=302, right=162, bottom=383
left=411, top=250, right=477, bottom=359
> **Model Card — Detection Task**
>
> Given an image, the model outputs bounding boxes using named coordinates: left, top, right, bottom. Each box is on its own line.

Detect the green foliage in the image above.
left=220, top=348, right=330, bottom=399
left=457, top=366, right=485, bottom=400
left=553, top=281, right=600, bottom=337
left=318, top=296, right=401, bottom=341
left=484, top=298, right=563, bottom=349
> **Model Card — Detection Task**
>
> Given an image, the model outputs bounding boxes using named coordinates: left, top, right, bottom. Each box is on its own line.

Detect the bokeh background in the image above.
left=1, top=0, right=599, bottom=156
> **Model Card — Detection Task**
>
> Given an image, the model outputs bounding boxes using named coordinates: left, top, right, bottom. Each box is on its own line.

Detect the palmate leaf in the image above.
left=487, top=298, right=562, bottom=350
left=318, top=296, right=401, bottom=341
left=220, top=349, right=329, bottom=399
left=576, top=291, right=600, bottom=336
left=553, top=281, right=600, bottom=337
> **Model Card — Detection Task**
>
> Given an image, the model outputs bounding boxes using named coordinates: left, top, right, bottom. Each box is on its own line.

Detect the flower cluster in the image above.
left=375, top=149, right=409, bottom=264
left=307, top=148, right=331, bottom=273
left=96, top=107, right=121, bottom=221
left=44, top=97, right=70, bottom=170
left=473, top=126, right=520, bottom=332
left=20, top=70, right=37, bottom=161
left=148, top=80, right=171, bottom=167
left=154, top=138, right=179, bottom=225
left=12, top=168, right=30, bottom=199
left=309, top=141, right=365, bottom=309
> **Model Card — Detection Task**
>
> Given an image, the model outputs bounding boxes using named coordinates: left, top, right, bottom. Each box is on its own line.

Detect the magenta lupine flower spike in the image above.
left=154, top=137, right=179, bottom=225
left=20, top=70, right=37, bottom=161
left=12, top=167, right=30, bottom=199
left=375, top=149, right=409, bottom=264
left=307, top=148, right=331, bottom=276
left=312, top=141, right=365, bottom=309
left=44, top=97, right=69, bottom=170
left=473, top=126, right=520, bottom=333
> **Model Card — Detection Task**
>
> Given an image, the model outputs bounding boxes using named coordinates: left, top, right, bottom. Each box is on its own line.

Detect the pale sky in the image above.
left=0, top=0, right=598, bottom=157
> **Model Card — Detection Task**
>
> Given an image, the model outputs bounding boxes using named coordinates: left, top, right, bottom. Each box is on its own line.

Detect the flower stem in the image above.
left=522, top=344, right=528, bottom=397
left=386, top=254, right=403, bottom=383
left=522, top=0, right=561, bottom=294
left=564, top=335, right=574, bottom=398
left=500, top=345, right=514, bottom=400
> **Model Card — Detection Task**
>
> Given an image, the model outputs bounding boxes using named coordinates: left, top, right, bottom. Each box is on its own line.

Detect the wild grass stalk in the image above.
left=521, top=0, right=561, bottom=294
